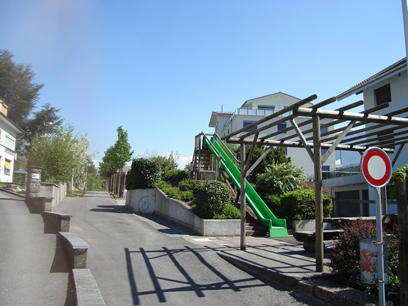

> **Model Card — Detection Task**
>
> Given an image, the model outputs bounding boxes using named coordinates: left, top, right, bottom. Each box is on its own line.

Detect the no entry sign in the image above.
left=361, top=147, right=392, bottom=188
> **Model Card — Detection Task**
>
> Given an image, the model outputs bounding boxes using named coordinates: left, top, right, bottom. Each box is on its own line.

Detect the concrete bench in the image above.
left=59, top=232, right=88, bottom=269
left=42, top=211, right=71, bottom=233
left=293, top=229, right=344, bottom=253
left=73, top=269, right=105, bottom=306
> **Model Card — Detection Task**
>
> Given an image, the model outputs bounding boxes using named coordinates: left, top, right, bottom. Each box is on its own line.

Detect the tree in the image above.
left=99, top=126, right=133, bottom=177
left=19, top=103, right=63, bottom=152
left=255, top=162, right=305, bottom=196
left=148, top=153, right=178, bottom=176
left=236, top=146, right=290, bottom=183
left=0, top=50, right=43, bottom=127
left=28, top=126, right=89, bottom=189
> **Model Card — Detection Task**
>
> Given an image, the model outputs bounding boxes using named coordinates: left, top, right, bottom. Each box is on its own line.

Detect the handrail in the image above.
left=214, top=133, right=239, bottom=166
left=201, top=133, right=226, bottom=162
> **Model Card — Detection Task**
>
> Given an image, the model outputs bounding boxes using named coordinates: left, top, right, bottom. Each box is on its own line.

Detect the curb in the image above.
left=217, top=252, right=379, bottom=306
left=0, top=187, right=25, bottom=198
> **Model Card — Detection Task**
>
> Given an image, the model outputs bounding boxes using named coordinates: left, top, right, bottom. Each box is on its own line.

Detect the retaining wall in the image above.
left=126, top=188, right=240, bottom=236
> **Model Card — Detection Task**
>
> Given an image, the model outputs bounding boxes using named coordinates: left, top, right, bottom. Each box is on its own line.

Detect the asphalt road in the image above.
left=0, top=190, right=69, bottom=306
left=57, top=191, right=322, bottom=306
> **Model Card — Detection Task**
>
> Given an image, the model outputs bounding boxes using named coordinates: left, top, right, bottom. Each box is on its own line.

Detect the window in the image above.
left=5, top=135, right=15, bottom=151
left=374, top=84, right=391, bottom=105
left=258, top=105, right=275, bottom=112
left=321, top=127, right=328, bottom=134
left=322, top=148, right=328, bottom=155
left=4, top=159, right=11, bottom=176
left=322, top=165, right=330, bottom=179
left=243, top=120, right=257, bottom=132
left=278, top=122, right=287, bottom=131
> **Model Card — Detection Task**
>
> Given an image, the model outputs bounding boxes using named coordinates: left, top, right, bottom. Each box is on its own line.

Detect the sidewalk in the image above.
left=181, top=235, right=378, bottom=306
left=0, top=189, right=70, bottom=305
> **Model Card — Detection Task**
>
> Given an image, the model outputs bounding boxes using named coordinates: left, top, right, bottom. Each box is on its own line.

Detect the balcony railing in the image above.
left=236, top=107, right=283, bottom=116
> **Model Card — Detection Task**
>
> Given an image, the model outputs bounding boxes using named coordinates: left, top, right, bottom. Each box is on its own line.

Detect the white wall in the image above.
left=363, top=70, right=408, bottom=171
left=0, top=121, right=17, bottom=183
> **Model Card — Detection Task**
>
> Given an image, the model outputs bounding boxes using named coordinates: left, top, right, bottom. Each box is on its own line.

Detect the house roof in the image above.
left=0, top=112, right=22, bottom=135
left=209, top=111, right=234, bottom=127
left=241, top=91, right=301, bottom=108
left=337, top=58, right=407, bottom=100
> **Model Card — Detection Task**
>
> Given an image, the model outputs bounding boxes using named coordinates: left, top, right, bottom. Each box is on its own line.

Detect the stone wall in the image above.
left=126, top=188, right=240, bottom=236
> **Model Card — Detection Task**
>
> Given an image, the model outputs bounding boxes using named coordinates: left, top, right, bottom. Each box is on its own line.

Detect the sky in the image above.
left=0, top=1, right=406, bottom=169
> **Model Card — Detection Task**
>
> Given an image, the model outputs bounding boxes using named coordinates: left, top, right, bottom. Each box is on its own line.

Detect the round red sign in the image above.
left=361, top=147, right=392, bottom=187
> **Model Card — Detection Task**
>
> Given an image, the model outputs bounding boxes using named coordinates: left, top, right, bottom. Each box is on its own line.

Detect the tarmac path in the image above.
left=0, top=190, right=69, bottom=306
left=56, top=191, right=322, bottom=306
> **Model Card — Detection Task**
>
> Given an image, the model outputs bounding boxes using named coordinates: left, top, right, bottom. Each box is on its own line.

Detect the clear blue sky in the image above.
left=0, top=1, right=406, bottom=168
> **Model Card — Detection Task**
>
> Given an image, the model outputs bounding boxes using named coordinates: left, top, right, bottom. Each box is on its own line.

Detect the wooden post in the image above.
left=240, top=144, right=247, bottom=251
left=397, top=173, right=408, bottom=305
left=381, top=187, right=388, bottom=216
left=313, top=115, right=324, bottom=272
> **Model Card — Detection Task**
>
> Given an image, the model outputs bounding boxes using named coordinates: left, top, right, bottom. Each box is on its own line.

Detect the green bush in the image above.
left=214, top=204, right=241, bottom=219
left=255, top=162, right=305, bottom=196
left=126, top=158, right=161, bottom=189
left=278, top=189, right=332, bottom=223
left=86, top=173, right=104, bottom=191
left=264, top=194, right=281, bottom=213
left=163, top=169, right=189, bottom=186
left=156, top=181, right=194, bottom=203
left=192, top=180, right=232, bottom=219
left=179, top=179, right=199, bottom=191
left=180, top=190, right=194, bottom=202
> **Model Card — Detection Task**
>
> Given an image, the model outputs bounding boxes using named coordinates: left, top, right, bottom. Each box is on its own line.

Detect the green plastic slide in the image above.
left=204, top=135, right=288, bottom=238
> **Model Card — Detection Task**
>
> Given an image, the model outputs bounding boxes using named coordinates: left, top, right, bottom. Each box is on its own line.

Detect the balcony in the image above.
left=235, top=107, right=283, bottom=116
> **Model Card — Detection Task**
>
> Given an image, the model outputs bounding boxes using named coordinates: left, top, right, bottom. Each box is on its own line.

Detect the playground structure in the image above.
left=193, top=93, right=408, bottom=272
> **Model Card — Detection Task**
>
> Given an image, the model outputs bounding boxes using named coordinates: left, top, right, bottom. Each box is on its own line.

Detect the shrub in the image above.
left=330, top=221, right=399, bottom=298
left=163, top=169, right=189, bottom=186
left=126, top=158, right=161, bottom=189
left=214, top=204, right=241, bottom=219
left=264, top=194, right=281, bottom=213
left=192, top=180, right=232, bottom=219
left=180, top=191, right=194, bottom=202
left=278, top=189, right=332, bottom=223
left=179, top=179, right=199, bottom=191
left=255, top=162, right=305, bottom=196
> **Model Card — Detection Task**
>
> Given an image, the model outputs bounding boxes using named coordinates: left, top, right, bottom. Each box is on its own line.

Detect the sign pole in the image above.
left=361, top=147, right=392, bottom=306
left=374, top=186, right=386, bottom=306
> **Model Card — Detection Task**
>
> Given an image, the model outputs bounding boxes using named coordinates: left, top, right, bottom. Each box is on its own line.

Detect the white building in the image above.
left=324, top=58, right=407, bottom=216
left=209, top=92, right=336, bottom=179
left=0, top=99, right=21, bottom=183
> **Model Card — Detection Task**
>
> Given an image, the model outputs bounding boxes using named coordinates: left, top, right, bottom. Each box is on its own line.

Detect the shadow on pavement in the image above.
left=90, top=204, right=132, bottom=213
left=124, top=245, right=321, bottom=305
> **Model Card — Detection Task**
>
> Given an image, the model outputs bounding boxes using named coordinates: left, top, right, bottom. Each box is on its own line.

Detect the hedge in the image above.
left=126, top=158, right=161, bottom=189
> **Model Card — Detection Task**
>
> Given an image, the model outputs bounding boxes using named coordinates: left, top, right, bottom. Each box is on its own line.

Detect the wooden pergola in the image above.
left=222, top=94, right=408, bottom=272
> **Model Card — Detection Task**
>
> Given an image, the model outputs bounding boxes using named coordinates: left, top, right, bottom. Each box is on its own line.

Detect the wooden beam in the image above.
left=305, top=102, right=390, bottom=142
left=265, top=100, right=364, bottom=142
left=348, top=129, right=408, bottom=146
left=295, top=107, right=408, bottom=126
left=247, top=147, right=272, bottom=176
left=392, top=144, right=405, bottom=167
left=243, top=133, right=259, bottom=176
left=323, top=106, right=408, bottom=143
left=240, top=115, right=294, bottom=140
left=290, top=118, right=314, bottom=161
left=313, top=115, right=324, bottom=272
left=321, top=121, right=355, bottom=164
left=240, top=144, right=246, bottom=251
left=225, top=94, right=318, bottom=139
left=227, top=137, right=395, bottom=153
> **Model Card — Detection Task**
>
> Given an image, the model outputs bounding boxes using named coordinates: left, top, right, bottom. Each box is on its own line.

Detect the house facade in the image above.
left=0, top=99, right=21, bottom=183
left=209, top=92, right=336, bottom=179
left=324, top=58, right=407, bottom=216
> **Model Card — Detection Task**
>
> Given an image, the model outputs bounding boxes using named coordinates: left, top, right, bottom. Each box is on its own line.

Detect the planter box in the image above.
left=126, top=188, right=240, bottom=236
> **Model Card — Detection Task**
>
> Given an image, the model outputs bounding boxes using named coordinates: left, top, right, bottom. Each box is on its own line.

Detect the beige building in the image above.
left=0, top=99, right=21, bottom=183
left=209, top=92, right=336, bottom=179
